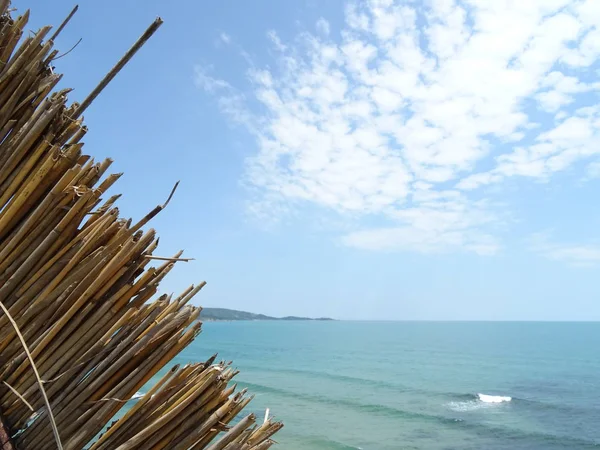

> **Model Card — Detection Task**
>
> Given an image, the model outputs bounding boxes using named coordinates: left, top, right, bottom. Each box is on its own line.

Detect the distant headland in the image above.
left=201, top=307, right=335, bottom=322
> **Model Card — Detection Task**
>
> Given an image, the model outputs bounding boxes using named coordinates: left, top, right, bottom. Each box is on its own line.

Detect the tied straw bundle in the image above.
left=0, top=2, right=282, bottom=449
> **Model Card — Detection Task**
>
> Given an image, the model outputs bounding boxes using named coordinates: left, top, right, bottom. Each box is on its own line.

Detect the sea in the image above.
left=133, top=321, right=600, bottom=449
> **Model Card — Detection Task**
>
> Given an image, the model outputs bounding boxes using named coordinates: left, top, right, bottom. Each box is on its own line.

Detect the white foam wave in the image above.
left=447, top=393, right=512, bottom=412
left=447, top=400, right=484, bottom=412
left=477, top=393, right=511, bottom=403
left=132, top=391, right=145, bottom=399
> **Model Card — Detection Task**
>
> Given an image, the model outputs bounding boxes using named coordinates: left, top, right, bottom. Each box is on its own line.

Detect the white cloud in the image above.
left=586, top=160, right=600, bottom=178
left=530, top=232, right=600, bottom=267
left=194, top=66, right=231, bottom=92
left=343, top=192, right=500, bottom=255
left=266, top=30, right=286, bottom=52
left=194, top=66, right=256, bottom=130
left=316, top=18, right=330, bottom=36
left=535, top=71, right=598, bottom=112
left=196, top=0, right=600, bottom=255
left=219, top=32, right=231, bottom=44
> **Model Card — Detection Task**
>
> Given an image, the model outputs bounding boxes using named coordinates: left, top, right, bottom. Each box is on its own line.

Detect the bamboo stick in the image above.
left=71, top=18, right=163, bottom=120
left=49, top=5, right=78, bottom=41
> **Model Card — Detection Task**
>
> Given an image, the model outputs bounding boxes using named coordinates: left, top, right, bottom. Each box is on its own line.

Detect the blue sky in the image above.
left=18, top=0, right=600, bottom=320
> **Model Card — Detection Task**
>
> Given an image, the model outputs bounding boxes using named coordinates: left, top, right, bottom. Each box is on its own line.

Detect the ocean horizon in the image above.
left=128, top=321, right=600, bottom=449
left=258, top=319, right=600, bottom=322
left=202, top=314, right=600, bottom=323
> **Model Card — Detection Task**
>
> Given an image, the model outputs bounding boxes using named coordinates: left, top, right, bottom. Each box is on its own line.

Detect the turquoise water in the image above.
left=153, top=322, right=600, bottom=449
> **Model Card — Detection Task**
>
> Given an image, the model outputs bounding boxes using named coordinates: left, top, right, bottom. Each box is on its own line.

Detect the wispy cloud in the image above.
left=194, top=66, right=231, bottom=93
left=194, top=66, right=257, bottom=130
left=530, top=232, right=600, bottom=266
left=214, top=32, right=232, bottom=48
left=586, top=160, right=600, bottom=179
left=266, top=30, right=287, bottom=52
left=220, top=32, right=231, bottom=44
left=196, top=0, right=600, bottom=256
left=316, top=17, right=330, bottom=36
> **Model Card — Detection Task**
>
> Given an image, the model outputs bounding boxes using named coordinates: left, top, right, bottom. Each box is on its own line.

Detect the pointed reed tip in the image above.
left=161, top=181, right=179, bottom=208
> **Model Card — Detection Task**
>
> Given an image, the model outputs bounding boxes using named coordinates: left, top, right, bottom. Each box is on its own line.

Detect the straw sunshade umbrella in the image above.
left=0, top=3, right=282, bottom=449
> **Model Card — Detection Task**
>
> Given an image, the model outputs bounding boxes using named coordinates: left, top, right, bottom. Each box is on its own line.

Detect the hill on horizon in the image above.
left=201, top=307, right=334, bottom=322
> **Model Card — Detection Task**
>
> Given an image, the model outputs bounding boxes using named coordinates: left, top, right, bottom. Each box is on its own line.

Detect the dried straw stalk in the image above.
left=0, top=3, right=282, bottom=449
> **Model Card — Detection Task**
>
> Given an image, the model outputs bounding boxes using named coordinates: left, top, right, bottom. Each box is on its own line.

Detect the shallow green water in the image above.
left=132, top=321, right=600, bottom=449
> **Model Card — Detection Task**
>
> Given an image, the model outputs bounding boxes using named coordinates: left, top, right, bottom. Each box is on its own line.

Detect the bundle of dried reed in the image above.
left=0, top=3, right=282, bottom=449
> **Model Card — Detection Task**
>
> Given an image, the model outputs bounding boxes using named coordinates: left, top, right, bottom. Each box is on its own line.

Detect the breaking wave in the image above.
left=239, top=381, right=599, bottom=447
left=447, top=393, right=512, bottom=412
left=477, top=393, right=512, bottom=403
